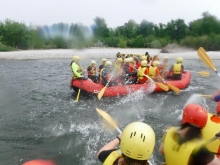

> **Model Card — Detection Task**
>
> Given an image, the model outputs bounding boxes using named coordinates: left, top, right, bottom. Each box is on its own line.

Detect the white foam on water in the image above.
left=1, top=48, right=220, bottom=60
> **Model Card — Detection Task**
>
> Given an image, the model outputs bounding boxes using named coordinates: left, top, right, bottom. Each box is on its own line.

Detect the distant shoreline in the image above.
left=0, top=48, right=220, bottom=60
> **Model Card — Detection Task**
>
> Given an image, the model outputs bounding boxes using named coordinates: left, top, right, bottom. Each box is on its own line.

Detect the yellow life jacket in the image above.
left=163, top=127, right=202, bottom=165
left=173, top=63, right=181, bottom=74
left=137, top=67, right=147, bottom=80
left=100, top=68, right=104, bottom=80
left=148, top=66, right=157, bottom=79
left=114, top=62, right=122, bottom=75
left=103, top=150, right=121, bottom=165
left=202, top=113, right=220, bottom=155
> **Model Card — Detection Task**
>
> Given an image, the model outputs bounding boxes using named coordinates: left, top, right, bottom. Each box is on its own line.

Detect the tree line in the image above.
left=0, top=12, right=220, bottom=51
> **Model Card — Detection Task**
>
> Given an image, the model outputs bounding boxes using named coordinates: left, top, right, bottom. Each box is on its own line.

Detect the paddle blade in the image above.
left=197, top=94, right=212, bottom=98
left=96, top=108, right=122, bottom=133
left=98, top=86, right=107, bottom=100
left=197, top=71, right=210, bottom=77
left=156, top=82, right=169, bottom=91
left=167, top=84, right=181, bottom=94
left=197, top=47, right=217, bottom=72
left=76, top=89, right=81, bottom=102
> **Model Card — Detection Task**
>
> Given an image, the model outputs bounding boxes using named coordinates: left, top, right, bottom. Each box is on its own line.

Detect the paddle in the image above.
left=197, top=94, right=212, bottom=98
left=76, top=88, right=81, bottom=102
left=197, top=47, right=220, bottom=76
left=186, top=70, right=210, bottom=77
left=98, top=72, right=115, bottom=100
left=130, top=65, right=169, bottom=92
left=166, top=84, right=180, bottom=94
left=96, top=108, right=122, bottom=133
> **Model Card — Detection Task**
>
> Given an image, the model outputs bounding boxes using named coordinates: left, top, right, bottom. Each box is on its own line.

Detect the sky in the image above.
left=1, top=0, right=220, bottom=28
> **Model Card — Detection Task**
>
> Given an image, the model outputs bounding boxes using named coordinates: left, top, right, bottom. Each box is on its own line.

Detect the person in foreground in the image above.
left=159, top=103, right=220, bottom=165
left=97, top=122, right=155, bottom=165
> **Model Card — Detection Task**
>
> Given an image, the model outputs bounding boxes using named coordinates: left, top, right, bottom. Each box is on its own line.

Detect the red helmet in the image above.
left=182, top=104, right=208, bottom=128
left=216, top=102, right=220, bottom=114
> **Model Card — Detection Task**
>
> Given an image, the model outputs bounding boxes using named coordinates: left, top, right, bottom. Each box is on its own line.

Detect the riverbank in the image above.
left=0, top=48, right=220, bottom=60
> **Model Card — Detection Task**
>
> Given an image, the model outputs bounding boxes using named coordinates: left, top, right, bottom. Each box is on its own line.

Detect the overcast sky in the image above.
left=1, top=0, right=220, bottom=28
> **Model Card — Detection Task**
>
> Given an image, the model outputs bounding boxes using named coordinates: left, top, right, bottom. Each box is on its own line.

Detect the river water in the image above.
left=0, top=48, right=220, bottom=165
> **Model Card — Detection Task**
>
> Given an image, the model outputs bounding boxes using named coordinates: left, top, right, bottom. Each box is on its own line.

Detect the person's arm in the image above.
left=181, top=65, right=186, bottom=73
left=97, top=135, right=121, bottom=158
left=207, top=156, right=220, bottom=165
left=72, top=63, right=81, bottom=78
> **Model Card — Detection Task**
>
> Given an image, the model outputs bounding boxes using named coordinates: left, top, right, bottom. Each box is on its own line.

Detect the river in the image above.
left=0, top=48, right=220, bottom=165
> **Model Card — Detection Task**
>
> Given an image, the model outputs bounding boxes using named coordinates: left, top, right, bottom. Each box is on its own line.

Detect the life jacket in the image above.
left=114, top=62, right=122, bottom=75
left=163, top=127, right=202, bottom=165
left=173, top=63, right=182, bottom=74
left=87, top=66, right=96, bottom=76
left=71, top=61, right=81, bottom=79
left=99, top=64, right=105, bottom=73
left=103, top=150, right=121, bottom=165
left=148, top=66, right=157, bottom=79
left=100, top=68, right=110, bottom=81
left=137, top=67, right=147, bottom=80
left=201, top=113, right=220, bottom=157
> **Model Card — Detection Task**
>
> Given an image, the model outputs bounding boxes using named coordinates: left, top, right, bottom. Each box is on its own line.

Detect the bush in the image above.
left=0, top=43, right=17, bottom=51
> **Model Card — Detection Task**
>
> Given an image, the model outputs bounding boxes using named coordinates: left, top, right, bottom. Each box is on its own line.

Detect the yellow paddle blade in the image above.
left=197, top=71, right=210, bottom=77
left=96, top=108, right=122, bottom=133
left=197, top=47, right=217, bottom=72
left=97, top=86, right=107, bottom=100
left=167, top=84, right=181, bottom=94
left=76, top=89, right=81, bottom=102
left=197, top=94, right=212, bottom=98
left=156, top=82, right=169, bottom=91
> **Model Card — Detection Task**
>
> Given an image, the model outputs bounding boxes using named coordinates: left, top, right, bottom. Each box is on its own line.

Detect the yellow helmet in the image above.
left=120, top=122, right=155, bottom=160
left=116, top=58, right=123, bottom=63
left=90, top=60, right=96, bottom=65
left=72, top=56, right=79, bottom=62
left=177, top=57, right=183, bottom=63
left=102, top=58, right=107, bottom=62
left=153, top=60, right=160, bottom=67
left=124, top=58, right=131, bottom=63
left=105, top=61, right=112, bottom=66
left=141, top=56, right=147, bottom=61
left=141, top=60, right=147, bottom=67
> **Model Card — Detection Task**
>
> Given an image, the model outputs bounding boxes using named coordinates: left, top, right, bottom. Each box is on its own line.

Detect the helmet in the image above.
left=124, top=58, right=131, bottom=63
left=141, top=60, right=147, bottom=67
left=120, top=122, right=155, bottom=160
left=105, top=61, right=112, bottom=66
left=177, top=57, right=183, bottom=63
left=116, top=52, right=121, bottom=58
left=216, top=101, right=220, bottom=114
left=141, top=56, right=147, bottom=61
left=182, top=104, right=208, bottom=128
left=153, top=60, right=160, bottom=67
left=116, top=58, right=123, bottom=63
left=145, top=52, right=149, bottom=55
left=90, top=60, right=96, bottom=65
left=102, top=58, right=107, bottom=62
left=72, top=56, right=79, bottom=62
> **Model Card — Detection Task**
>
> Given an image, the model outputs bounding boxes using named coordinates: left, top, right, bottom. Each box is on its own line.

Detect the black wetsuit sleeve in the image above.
left=98, top=149, right=117, bottom=162
left=188, top=146, right=215, bottom=165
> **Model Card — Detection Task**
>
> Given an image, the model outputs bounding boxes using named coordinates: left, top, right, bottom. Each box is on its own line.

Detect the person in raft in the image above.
left=148, top=61, right=165, bottom=82
left=97, top=122, right=155, bottom=165
left=211, top=89, right=220, bottom=102
left=159, top=57, right=169, bottom=80
left=100, top=61, right=114, bottom=86
left=137, top=60, right=149, bottom=84
left=123, top=58, right=137, bottom=84
left=99, top=58, right=107, bottom=75
left=169, top=57, right=185, bottom=80
left=87, top=60, right=99, bottom=83
left=159, top=103, right=220, bottom=165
